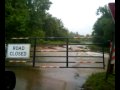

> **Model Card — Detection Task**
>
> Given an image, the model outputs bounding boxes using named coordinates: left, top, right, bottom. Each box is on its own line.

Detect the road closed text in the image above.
left=9, top=51, right=26, bottom=56
left=6, top=44, right=30, bottom=59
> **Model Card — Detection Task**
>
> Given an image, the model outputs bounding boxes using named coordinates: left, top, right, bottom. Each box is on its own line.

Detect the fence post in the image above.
left=102, top=44, right=105, bottom=69
left=33, top=37, right=37, bottom=67
left=109, top=42, right=115, bottom=73
left=66, top=38, right=69, bottom=68
left=5, top=44, right=7, bottom=58
left=105, top=41, right=114, bottom=80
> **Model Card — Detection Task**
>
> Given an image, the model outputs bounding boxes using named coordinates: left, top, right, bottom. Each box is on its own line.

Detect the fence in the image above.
left=5, top=37, right=105, bottom=69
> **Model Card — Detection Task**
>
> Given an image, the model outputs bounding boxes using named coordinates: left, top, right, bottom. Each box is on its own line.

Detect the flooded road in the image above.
left=6, top=67, right=106, bottom=90
left=5, top=45, right=109, bottom=90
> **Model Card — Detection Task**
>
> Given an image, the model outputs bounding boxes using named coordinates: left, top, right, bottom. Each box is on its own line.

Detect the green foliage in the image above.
left=26, top=0, right=52, bottom=37
left=43, top=14, right=69, bottom=37
left=88, top=45, right=102, bottom=52
left=5, top=0, right=72, bottom=43
left=92, top=5, right=115, bottom=47
left=44, top=40, right=65, bottom=45
left=5, top=0, right=29, bottom=42
left=83, top=72, right=115, bottom=90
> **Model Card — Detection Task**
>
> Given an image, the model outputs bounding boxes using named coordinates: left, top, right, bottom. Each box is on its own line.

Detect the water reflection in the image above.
left=6, top=67, right=42, bottom=90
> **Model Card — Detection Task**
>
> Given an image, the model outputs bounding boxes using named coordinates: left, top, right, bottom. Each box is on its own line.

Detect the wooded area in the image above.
left=5, top=0, right=114, bottom=46
left=92, top=5, right=115, bottom=47
left=5, top=0, right=70, bottom=42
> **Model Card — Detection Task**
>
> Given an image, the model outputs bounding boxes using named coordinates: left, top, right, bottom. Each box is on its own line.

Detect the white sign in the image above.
left=6, top=44, right=31, bottom=59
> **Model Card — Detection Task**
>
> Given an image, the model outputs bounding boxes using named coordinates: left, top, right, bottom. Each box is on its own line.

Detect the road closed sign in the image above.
left=6, top=44, right=31, bottom=59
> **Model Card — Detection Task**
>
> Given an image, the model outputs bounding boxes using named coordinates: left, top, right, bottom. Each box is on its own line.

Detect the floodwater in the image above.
left=5, top=45, right=109, bottom=90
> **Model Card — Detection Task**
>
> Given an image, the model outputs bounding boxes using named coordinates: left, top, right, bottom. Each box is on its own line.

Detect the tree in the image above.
left=26, top=0, right=52, bottom=37
left=92, top=5, right=115, bottom=47
left=43, top=13, right=68, bottom=38
left=5, top=0, right=29, bottom=42
left=5, top=0, right=73, bottom=43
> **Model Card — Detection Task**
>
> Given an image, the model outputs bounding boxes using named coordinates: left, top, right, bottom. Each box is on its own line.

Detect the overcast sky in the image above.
left=47, top=0, right=115, bottom=35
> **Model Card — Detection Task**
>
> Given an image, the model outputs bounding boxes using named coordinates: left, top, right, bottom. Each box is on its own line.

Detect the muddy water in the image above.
left=6, top=66, right=106, bottom=90
left=5, top=67, right=81, bottom=90
left=5, top=45, right=109, bottom=90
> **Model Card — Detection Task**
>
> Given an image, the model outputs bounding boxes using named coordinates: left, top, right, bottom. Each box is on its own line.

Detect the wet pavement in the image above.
left=6, top=67, right=106, bottom=90
left=5, top=45, right=109, bottom=90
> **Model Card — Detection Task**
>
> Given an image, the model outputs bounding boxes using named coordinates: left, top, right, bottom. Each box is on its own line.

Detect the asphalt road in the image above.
left=5, top=45, right=109, bottom=90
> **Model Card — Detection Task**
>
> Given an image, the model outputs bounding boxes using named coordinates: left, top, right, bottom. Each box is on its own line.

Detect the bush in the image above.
left=88, top=45, right=109, bottom=53
left=83, top=72, right=115, bottom=90
left=88, top=45, right=102, bottom=52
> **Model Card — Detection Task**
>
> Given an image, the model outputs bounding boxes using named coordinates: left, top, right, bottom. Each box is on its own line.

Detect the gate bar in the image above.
left=59, top=67, right=104, bottom=68
left=31, top=56, right=103, bottom=58
left=36, top=66, right=104, bottom=68
left=32, top=61, right=103, bottom=63
left=33, top=38, right=37, bottom=67
left=66, top=38, right=69, bottom=67
left=30, top=43, right=104, bottom=45
left=102, top=45, right=105, bottom=69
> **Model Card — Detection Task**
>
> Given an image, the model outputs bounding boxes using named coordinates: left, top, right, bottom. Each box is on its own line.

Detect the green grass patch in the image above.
left=88, top=45, right=102, bottom=52
left=88, top=45, right=109, bottom=53
left=83, top=72, right=115, bottom=90
left=46, top=40, right=66, bottom=44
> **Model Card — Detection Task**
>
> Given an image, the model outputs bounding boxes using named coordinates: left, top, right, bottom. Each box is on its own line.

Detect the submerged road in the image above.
left=5, top=45, right=109, bottom=90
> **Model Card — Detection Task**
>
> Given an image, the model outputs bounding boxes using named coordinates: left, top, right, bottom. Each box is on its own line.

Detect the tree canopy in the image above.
left=5, top=0, right=71, bottom=43
left=5, top=0, right=29, bottom=40
left=92, top=5, right=115, bottom=46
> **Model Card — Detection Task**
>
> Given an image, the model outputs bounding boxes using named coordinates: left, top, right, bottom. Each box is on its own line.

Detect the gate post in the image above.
left=102, top=43, right=105, bottom=69
left=105, top=41, right=115, bottom=80
left=33, top=37, right=37, bottom=67
left=109, top=41, right=115, bottom=74
left=66, top=38, right=69, bottom=67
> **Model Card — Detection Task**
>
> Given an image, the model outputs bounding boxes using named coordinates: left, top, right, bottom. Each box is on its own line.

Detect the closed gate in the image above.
left=5, top=37, right=105, bottom=69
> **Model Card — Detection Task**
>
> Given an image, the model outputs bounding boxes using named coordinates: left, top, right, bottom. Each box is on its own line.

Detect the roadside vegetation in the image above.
left=5, top=0, right=114, bottom=47
left=88, top=45, right=109, bottom=53
left=83, top=72, right=115, bottom=90
left=5, top=0, right=81, bottom=44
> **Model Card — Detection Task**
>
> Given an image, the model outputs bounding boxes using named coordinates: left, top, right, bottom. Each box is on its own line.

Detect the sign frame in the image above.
left=6, top=44, right=31, bottom=59
left=108, top=3, right=115, bottom=22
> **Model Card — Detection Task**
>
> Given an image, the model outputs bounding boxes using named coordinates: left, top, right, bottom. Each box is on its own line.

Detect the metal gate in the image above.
left=5, top=37, right=105, bottom=69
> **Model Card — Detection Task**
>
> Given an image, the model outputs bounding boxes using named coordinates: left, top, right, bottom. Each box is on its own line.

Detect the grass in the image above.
left=83, top=72, right=115, bottom=90
left=88, top=45, right=109, bottom=53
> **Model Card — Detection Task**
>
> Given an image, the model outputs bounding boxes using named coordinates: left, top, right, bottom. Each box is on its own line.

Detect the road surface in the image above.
left=5, top=45, right=109, bottom=90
